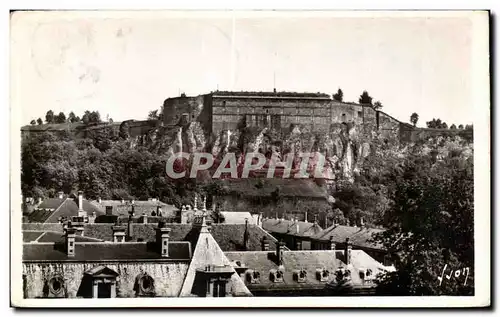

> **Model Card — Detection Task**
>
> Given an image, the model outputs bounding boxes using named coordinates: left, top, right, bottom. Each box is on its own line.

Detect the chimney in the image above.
left=121, top=198, right=125, bottom=204
left=127, top=210, right=134, bottom=241
left=97, top=196, right=102, bottom=204
left=37, top=197, right=43, bottom=205
left=193, top=195, right=198, bottom=211
left=112, top=225, right=126, bottom=242
left=330, top=236, right=336, bottom=250
left=304, top=211, right=308, bottom=223
left=156, top=226, right=171, bottom=257
left=276, top=241, right=285, bottom=265
left=58, top=191, right=64, bottom=199
left=106, top=206, right=113, bottom=216
left=243, top=218, right=249, bottom=251
left=345, top=238, right=352, bottom=265
left=142, top=213, right=148, bottom=224
left=360, top=217, right=364, bottom=227
left=78, top=191, right=83, bottom=211
left=156, top=205, right=162, bottom=217
left=261, top=236, right=270, bottom=251
left=65, top=227, right=76, bottom=257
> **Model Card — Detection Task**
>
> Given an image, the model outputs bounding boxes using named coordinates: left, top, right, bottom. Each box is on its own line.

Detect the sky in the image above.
left=11, top=11, right=479, bottom=127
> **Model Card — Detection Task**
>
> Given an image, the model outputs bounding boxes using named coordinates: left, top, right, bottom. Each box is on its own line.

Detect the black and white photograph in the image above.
left=10, top=10, right=490, bottom=308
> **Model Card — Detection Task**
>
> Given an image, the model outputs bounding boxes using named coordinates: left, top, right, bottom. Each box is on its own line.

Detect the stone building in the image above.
left=163, top=91, right=404, bottom=141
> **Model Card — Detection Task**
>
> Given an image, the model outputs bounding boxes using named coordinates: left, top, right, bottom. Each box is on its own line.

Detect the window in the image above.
left=213, top=281, right=226, bottom=297
left=270, top=269, right=284, bottom=283
left=293, top=270, right=307, bottom=283
left=246, top=270, right=261, bottom=284
left=48, top=276, right=64, bottom=295
left=135, top=274, right=155, bottom=297
left=163, top=240, right=167, bottom=245
left=358, top=111, right=362, bottom=117
left=316, top=268, right=330, bottom=282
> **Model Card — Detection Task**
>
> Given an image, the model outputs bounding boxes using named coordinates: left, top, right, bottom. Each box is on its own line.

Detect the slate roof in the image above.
left=219, top=212, right=255, bottom=224
left=220, top=178, right=328, bottom=199
left=23, top=231, right=44, bottom=242
left=37, top=198, right=66, bottom=210
left=27, top=198, right=104, bottom=223
left=262, top=219, right=324, bottom=238
left=23, top=241, right=191, bottom=262
left=69, top=223, right=279, bottom=252
left=225, top=250, right=344, bottom=291
left=311, top=225, right=386, bottom=250
left=91, top=200, right=177, bottom=218
left=225, top=249, right=393, bottom=291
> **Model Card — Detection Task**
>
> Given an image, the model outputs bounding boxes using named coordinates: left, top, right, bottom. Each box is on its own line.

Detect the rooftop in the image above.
left=23, top=241, right=191, bottom=262
left=22, top=223, right=281, bottom=252
left=311, top=224, right=386, bottom=250
left=27, top=197, right=104, bottom=223
left=262, top=219, right=324, bottom=238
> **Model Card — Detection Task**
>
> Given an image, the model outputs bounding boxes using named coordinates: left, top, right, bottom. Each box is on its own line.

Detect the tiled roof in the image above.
left=23, top=241, right=191, bottom=262
left=219, top=212, right=255, bottom=224
left=220, top=178, right=328, bottom=199
left=311, top=225, right=386, bottom=250
left=27, top=198, right=104, bottom=223
left=262, top=219, right=324, bottom=238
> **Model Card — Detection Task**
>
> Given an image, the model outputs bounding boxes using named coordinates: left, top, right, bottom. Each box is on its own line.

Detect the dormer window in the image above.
left=316, top=268, right=330, bottom=282
left=245, top=270, right=261, bottom=284
left=293, top=269, right=307, bottom=283
left=270, top=269, right=284, bottom=283
left=335, top=268, right=352, bottom=284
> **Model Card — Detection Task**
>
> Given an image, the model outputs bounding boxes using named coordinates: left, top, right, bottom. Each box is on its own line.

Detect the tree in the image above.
left=82, top=111, right=90, bottom=124
left=374, top=153, right=474, bottom=296
left=148, top=110, right=159, bottom=120
left=458, top=124, right=464, bottom=130
left=45, top=110, right=55, bottom=124
left=373, top=101, right=383, bottom=110
left=68, top=112, right=78, bottom=123
left=426, top=118, right=447, bottom=129
left=359, top=91, right=373, bottom=105
left=55, top=112, right=66, bottom=124
left=89, top=111, right=101, bottom=123
left=333, top=89, right=344, bottom=102
left=410, top=113, right=419, bottom=127
left=465, top=124, right=473, bottom=130
left=30, top=120, right=36, bottom=125
left=450, top=124, right=457, bottom=129
left=36, top=118, right=43, bottom=125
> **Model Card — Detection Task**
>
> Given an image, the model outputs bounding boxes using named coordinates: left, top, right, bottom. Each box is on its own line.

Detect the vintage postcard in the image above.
left=10, top=10, right=490, bottom=308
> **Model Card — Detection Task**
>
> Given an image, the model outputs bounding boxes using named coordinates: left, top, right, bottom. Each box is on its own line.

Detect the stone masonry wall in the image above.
left=23, top=261, right=189, bottom=298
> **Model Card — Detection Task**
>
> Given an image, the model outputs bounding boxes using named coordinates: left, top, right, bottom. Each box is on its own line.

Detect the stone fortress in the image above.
left=163, top=90, right=403, bottom=143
